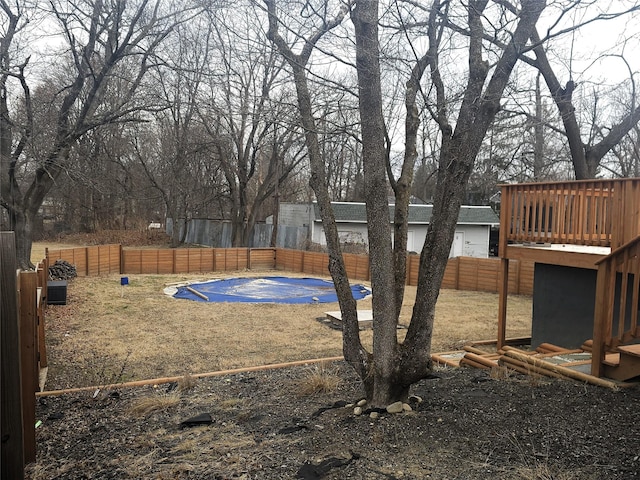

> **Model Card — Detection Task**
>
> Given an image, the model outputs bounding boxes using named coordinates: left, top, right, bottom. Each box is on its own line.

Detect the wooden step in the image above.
left=618, top=344, right=640, bottom=358
left=603, top=344, right=640, bottom=381
left=602, top=353, right=620, bottom=367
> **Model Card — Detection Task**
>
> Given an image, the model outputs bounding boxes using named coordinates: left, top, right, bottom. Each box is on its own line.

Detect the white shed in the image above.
left=277, top=202, right=500, bottom=258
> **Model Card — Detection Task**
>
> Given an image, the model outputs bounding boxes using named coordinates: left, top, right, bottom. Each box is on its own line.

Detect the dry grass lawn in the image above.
left=35, top=242, right=532, bottom=391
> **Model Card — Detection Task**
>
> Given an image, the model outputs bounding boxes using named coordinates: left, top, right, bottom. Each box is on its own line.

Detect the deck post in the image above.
left=591, top=261, right=610, bottom=377
left=496, top=185, right=512, bottom=350
left=497, top=258, right=509, bottom=349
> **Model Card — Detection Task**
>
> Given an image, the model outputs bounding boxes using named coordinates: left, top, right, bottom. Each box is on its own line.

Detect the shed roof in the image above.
left=313, top=202, right=499, bottom=225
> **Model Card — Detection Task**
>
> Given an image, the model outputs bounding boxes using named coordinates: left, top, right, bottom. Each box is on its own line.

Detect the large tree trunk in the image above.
left=351, top=0, right=403, bottom=407
left=9, top=210, right=35, bottom=270
left=7, top=149, right=66, bottom=268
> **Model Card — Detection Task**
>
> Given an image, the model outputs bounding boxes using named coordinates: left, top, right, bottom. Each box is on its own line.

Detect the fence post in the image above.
left=19, top=271, right=38, bottom=464
left=1, top=232, right=25, bottom=479
left=36, top=262, right=48, bottom=369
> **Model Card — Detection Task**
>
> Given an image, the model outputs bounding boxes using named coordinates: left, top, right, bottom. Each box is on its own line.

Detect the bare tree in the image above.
left=196, top=5, right=306, bottom=247
left=132, top=15, right=228, bottom=247
left=1, top=0, right=191, bottom=268
left=516, top=4, right=640, bottom=179
left=315, top=89, right=365, bottom=202
left=611, top=125, right=640, bottom=177
left=267, top=0, right=545, bottom=405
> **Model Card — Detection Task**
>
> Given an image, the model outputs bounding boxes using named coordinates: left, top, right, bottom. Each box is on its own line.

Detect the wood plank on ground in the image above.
left=325, top=310, right=373, bottom=328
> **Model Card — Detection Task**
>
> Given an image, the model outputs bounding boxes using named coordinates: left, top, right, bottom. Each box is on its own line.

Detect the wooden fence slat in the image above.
left=35, top=260, right=48, bottom=369
left=19, top=271, right=38, bottom=464
left=1, top=232, right=25, bottom=479
left=157, top=250, right=174, bottom=274
left=37, top=286, right=47, bottom=369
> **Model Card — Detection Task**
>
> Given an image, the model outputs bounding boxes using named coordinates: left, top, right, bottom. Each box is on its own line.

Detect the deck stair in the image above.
left=591, top=234, right=640, bottom=378
left=602, top=344, right=640, bottom=381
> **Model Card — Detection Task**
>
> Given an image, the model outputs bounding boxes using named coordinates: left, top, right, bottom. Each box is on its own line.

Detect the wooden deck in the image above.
left=497, top=178, right=640, bottom=380
left=504, top=243, right=609, bottom=269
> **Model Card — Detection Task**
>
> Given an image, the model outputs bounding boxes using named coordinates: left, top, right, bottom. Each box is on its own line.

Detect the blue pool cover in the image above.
left=170, top=276, right=371, bottom=304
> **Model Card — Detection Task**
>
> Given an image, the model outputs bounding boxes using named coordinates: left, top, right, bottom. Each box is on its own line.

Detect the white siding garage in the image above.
left=280, top=202, right=499, bottom=258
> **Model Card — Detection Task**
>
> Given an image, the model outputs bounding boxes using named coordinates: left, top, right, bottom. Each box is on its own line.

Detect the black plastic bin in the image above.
left=47, top=280, right=68, bottom=305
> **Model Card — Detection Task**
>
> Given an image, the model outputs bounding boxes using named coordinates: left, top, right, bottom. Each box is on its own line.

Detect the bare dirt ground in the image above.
left=28, top=239, right=640, bottom=479
left=30, top=362, right=640, bottom=479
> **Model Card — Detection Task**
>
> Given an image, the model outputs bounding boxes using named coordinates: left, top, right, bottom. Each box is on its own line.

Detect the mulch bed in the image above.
left=29, top=362, right=639, bottom=479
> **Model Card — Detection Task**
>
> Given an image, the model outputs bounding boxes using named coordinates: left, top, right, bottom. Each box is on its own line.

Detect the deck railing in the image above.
left=591, top=235, right=640, bottom=377
left=499, top=178, right=640, bottom=253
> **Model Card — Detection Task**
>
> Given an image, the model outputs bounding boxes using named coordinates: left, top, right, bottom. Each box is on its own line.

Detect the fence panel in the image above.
left=476, top=258, right=501, bottom=292
left=48, top=244, right=121, bottom=276
left=406, top=255, right=419, bottom=286
left=141, top=250, right=161, bottom=274
left=86, top=246, right=100, bottom=275
left=457, top=257, right=480, bottom=291
left=174, top=249, right=191, bottom=273
left=275, top=249, right=304, bottom=272
left=214, top=248, right=249, bottom=272
left=343, top=253, right=370, bottom=281
left=516, top=260, right=535, bottom=295
left=250, top=249, right=276, bottom=269
left=122, top=250, right=142, bottom=274
left=156, top=250, right=175, bottom=274
left=18, top=271, right=37, bottom=464
left=303, top=251, right=330, bottom=276
left=47, top=247, right=89, bottom=276
left=35, top=260, right=48, bottom=368
left=187, top=249, right=210, bottom=273
left=441, top=258, right=459, bottom=289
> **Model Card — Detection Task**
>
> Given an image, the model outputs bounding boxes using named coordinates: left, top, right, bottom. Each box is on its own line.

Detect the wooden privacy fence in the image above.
left=46, top=244, right=534, bottom=295
left=46, top=244, right=121, bottom=276
left=440, top=256, right=534, bottom=295
left=121, top=247, right=275, bottom=273
left=1, top=233, right=49, bottom=478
